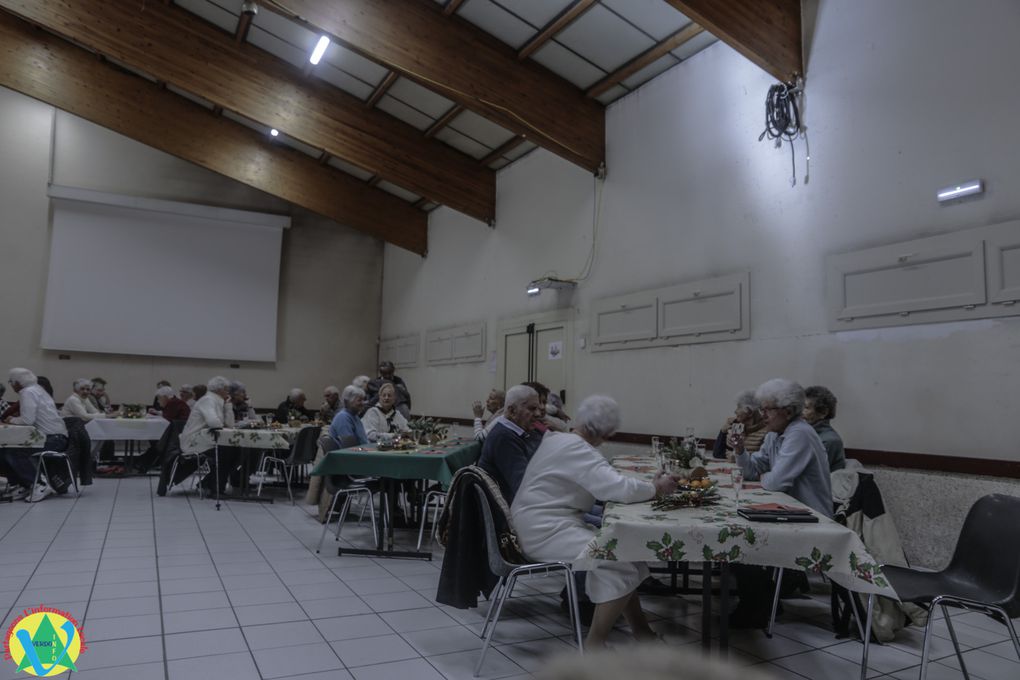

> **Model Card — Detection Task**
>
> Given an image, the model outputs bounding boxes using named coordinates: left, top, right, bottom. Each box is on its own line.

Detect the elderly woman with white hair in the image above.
left=60, top=378, right=107, bottom=420
left=328, top=385, right=368, bottom=448
left=727, top=378, right=832, bottom=628
left=511, top=395, right=678, bottom=647
left=712, top=389, right=768, bottom=459
left=361, top=381, right=410, bottom=442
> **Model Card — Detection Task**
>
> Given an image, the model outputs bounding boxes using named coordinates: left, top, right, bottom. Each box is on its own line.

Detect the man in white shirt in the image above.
left=2, top=368, right=70, bottom=501
left=180, top=376, right=237, bottom=494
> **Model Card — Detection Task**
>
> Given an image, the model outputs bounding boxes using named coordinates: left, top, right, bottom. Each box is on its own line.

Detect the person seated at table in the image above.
left=227, top=381, right=258, bottom=426
left=2, top=368, right=70, bottom=502
left=727, top=378, right=833, bottom=628
left=133, top=386, right=192, bottom=473
left=803, top=385, right=846, bottom=472
left=180, top=376, right=236, bottom=494
left=471, top=388, right=505, bottom=441
left=88, top=377, right=113, bottom=413
left=328, top=385, right=368, bottom=448
left=512, top=395, right=678, bottom=647
left=0, top=383, right=10, bottom=416
left=545, top=392, right=571, bottom=432
left=192, top=384, right=207, bottom=403
left=60, top=378, right=107, bottom=420
left=148, top=380, right=172, bottom=415
left=274, top=388, right=313, bottom=424
left=362, top=382, right=410, bottom=442
left=319, top=386, right=341, bottom=423
left=477, top=384, right=544, bottom=504
left=366, top=361, right=411, bottom=419
left=179, top=384, right=195, bottom=408
left=352, top=375, right=370, bottom=391
left=712, top=389, right=768, bottom=459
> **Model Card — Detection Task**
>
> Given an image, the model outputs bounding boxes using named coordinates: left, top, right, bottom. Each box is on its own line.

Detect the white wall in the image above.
left=0, top=87, right=384, bottom=407
left=381, top=0, right=1020, bottom=460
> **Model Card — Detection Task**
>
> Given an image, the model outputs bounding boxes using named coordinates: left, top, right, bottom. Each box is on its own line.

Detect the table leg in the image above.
left=336, top=477, right=432, bottom=560
left=718, top=562, right=730, bottom=656
left=701, top=561, right=712, bottom=650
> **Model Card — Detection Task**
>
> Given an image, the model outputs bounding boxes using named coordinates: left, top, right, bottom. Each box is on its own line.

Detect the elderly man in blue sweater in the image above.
left=477, top=384, right=545, bottom=503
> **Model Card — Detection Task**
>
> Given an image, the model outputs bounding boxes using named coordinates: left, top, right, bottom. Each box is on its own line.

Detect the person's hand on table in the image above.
left=653, top=472, right=677, bottom=497
left=471, top=401, right=484, bottom=418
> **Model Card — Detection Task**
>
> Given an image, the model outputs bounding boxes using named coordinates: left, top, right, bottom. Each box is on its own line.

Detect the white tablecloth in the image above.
left=0, top=425, right=45, bottom=449
left=86, top=417, right=170, bottom=441
left=576, top=456, right=898, bottom=598
left=181, top=426, right=314, bottom=453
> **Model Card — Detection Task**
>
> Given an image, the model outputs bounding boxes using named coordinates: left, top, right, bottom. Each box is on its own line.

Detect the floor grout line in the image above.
left=148, top=475, right=172, bottom=680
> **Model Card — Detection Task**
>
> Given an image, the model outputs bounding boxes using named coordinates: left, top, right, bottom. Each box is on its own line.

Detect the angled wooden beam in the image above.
left=442, top=0, right=467, bottom=16
left=586, top=22, right=704, bottom=99
left=517, top=0, right=597, bottom=61
left=424, top=104, right=462, bottom=139
left=261, top=0, right=605, bottom=173
left=663, top=0, right=801, bottom=82
left=0, top=13, right=427, bottom=254
left=479, top=136, right=525, bottom=167
left=365, top=71, right=398, bottom=108
left=0, top=0, right=495, bottom=223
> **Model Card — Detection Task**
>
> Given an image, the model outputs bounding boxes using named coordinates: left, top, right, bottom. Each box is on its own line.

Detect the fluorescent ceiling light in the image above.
left=937, top=179, right=983, bottom=202
left=309, top=36, right=330, bottom=65
left=270, top=128, right=279, bottom=137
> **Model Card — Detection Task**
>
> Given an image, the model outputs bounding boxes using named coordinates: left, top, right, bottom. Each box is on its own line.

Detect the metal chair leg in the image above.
left=474, top=573, right=515, bottom=677
left=941, top=604, right=970, bottom=680
left=479, top=576, right=505, bottom=640
left=335, top=495, right=353, bottom=541
left=766, top=567, right=784, bottom=638
left=63, top=456, right=80, bottom=497
left=563, top=567, right=584, bottom=653
left=859, top=594, right=874, bottom=680
left=994, top=605, right=1020, bottom=662
left=316, top=491, right=344, bottom=553
left=284, top=464, right=294, bottom=505
left=919, top=596, right=940, bottom=680
left=31, top=453, right=44, bottom=496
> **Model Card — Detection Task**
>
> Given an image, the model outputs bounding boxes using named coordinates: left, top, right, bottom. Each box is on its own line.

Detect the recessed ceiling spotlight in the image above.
left=270, top=128, right=279, bottom=137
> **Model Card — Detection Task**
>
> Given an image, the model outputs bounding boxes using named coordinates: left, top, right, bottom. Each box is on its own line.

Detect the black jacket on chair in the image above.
left=436, top=465, right=524, bottom=609
left=63, top=417, right=93, bottom=486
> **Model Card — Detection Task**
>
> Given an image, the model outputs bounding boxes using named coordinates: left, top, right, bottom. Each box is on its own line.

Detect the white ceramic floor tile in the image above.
left=939, top=647, right=1020, bottom=678
left=162, top=606, right=240, bottom=634
left=165, top=627, right=248, bottom=660
left=252, top=641, right=346, bottom=678
left=379, top=607, right=460, bottom=633
left=403, top=625, right=488, bottom=656
left=771, top=649, right=879, bottom=680
left=243, top=620, right=322, bottom=649
left=301, top=595, right=375, bottom=620
left=314, top=613, right=395, bottom=642
left=83, top=612, right=163, bottom=641
left=426, top=647, right=524, bottom=680
left=331, top=632, right=421, bottom=667
left=350, top=658, right=447, bottom=680
left=168, top=650, right=260, bottom=680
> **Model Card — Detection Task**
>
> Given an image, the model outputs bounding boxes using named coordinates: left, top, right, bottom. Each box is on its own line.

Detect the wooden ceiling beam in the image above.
left=365, top=71, right=398, bottom=108
left=517, top=0, right=597, bottom=61
left=479, top=136, right=525, bottom=167
left=442, top=0, right=467, bottom=16
left=663, top=0, right=802, bottom=83
left=424, top=104, right=462, bottom=139
left=261, top=0, right=605, bottom=173
left=0, top=14, right=427, bottom=254
left=586, top=22, right=704, bottom=99
left=0, top=0, right=494, bottom=223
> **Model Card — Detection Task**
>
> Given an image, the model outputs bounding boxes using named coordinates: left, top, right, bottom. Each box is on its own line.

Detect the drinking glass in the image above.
left=651, top=436, right=661, bottom=468
left=731, top=468, right=744, bottom=503
left=262, top=414, right=273, bottom=428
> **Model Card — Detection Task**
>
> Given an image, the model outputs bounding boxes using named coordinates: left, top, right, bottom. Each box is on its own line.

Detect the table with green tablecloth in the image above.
left=311, top=437, right=481, bottom=558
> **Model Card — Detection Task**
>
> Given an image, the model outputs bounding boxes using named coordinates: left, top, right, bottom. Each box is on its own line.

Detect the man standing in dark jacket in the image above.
left=477, top=384, right=544, bottom=504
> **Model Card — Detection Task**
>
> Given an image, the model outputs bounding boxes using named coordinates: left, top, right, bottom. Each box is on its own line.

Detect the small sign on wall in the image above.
left=547, top=340, right=563, bottom=360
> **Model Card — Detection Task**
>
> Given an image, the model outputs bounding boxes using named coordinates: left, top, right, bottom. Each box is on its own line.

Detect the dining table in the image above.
left=0, top=424, right=45, bottom=448
left=310, top=436, right=481, bottom=559
left=576, top=455, right=895, bottom=672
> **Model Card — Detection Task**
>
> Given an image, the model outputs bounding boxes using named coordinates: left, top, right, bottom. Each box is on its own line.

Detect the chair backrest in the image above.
left=947, top=493, right=1020, bottom=615
left=287, top=426, right=321, bottom=465
left=473, top=484, right=514, bottom=579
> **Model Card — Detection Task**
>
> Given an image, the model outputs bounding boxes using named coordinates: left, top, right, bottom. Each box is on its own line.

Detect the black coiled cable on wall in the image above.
left=758, top=82, right=808, bottom=186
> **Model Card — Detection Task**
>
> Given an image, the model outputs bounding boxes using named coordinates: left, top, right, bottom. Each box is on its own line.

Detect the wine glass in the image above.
left=731, top=467, right=744, bottom=503
left=651, top=436, right=661, bottom=468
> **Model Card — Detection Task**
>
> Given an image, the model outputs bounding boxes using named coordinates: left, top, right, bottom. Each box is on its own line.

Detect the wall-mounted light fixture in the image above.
left=937, top=179, right=984, bottom=203
left=526, top=277, right=576, bottom=297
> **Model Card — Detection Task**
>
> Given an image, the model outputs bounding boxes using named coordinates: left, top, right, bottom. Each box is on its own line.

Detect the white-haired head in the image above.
left=755, top=378, right=805, bottom=419
left=8, top=368, right=37, bottom=388
left=228, top=380, right=246, bottom=397
left=505, top=384, right=537, bottom=410
left=207, top=376, right=230, bottom=393
left=324, top=385, right=340, bottom=396
left=288, top=388, right=305, bottom=400
left=341, top=385, right=366, bottom=408
left=352, top=375, right=370, bottom=390
left=734, top=389, right=760, bottom=417
left=179, top=384, right=193, bottom=395
left=155, top=385, right=175, bottom=399
left=574, top=395, right=621, bottom=441
left=73, top=378, right=93, bottom=392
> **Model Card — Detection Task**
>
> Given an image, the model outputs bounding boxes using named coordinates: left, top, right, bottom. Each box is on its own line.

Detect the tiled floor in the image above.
left=1, top=478, right=1018, bottom=679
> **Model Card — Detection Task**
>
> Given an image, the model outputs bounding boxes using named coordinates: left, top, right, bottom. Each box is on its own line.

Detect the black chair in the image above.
left=256, top=425, right=320, bottom=504
left=316, top=434, right=379, bottom=553
left=472, top=484, right=583, bottom=676
left=877, top=494, right=1020, bottom=680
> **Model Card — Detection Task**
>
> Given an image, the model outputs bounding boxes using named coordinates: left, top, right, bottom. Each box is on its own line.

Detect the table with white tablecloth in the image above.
left=0, top=425, right=45, bottom=449
left=85, top=417, right=170, bottom=442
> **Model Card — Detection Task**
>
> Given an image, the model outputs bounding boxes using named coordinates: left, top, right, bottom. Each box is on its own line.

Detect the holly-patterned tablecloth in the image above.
left=0, top=425, right=45, bottom=449
left=577, top=456, right=898, bottom=599
left=181, top=426, right=310, bottom=453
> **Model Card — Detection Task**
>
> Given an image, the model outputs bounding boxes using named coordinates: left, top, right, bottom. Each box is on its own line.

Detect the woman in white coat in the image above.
left=511, top=395, right=677, bottom=647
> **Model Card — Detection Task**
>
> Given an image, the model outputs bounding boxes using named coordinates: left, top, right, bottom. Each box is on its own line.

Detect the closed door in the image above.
left=500, top=318, right=570, bottom=407
left=503, top=330, right=530, bottom=388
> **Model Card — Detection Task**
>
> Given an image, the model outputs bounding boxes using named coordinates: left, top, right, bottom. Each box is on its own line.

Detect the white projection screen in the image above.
left=41, top=185, right=288, bottom=362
